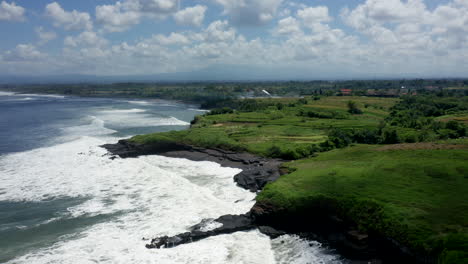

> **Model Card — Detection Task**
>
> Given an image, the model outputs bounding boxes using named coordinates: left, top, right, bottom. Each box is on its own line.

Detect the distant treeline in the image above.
left=1, top=79, right=467, bottom=105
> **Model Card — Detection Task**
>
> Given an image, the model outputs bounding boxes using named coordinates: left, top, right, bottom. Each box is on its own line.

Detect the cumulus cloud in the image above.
left=136, top=0, right=178, bottom=14
left=214, top=0, right=283, bottom=26
left=64, top=31, right=108, bottom=48
left=3, top=44, right=44, bottom=61
left=96, top=0, right=179, bottom=32
left=95, top=2, right=141, bottom=32
left=275, top=16, right=301, bottom=35
left=297, top=6, right=331, bottom=25
left=341, top=0, right=468, bottom=51
left=203, top=20, right=237, bottom=42
left=341, top=0, right=428, bottom=30
left=36, top=27, right=57, bottom=45
left=151, top=32, right=191, bottom=45
left=45, top=2, right=92, bottom=31
left=173, top=5, right=207, bottom=27
left=3, top=0, right=468, bottom=78
left=0, top=1, right=25, bottom=21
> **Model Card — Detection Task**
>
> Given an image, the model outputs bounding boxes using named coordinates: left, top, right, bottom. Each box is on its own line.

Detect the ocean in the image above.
left=0, top=91, right=342, bottom=263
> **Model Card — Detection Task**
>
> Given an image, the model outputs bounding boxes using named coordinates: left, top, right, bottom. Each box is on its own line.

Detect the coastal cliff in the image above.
left=102, top=140, right=429, bottom=263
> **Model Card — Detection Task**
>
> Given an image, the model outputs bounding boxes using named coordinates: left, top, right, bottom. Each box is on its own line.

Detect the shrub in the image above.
left=207, top=107, right=234, bottom=115
left=348, top=101, right=363, bottom=114
left=445, top=121, right=466, bottom=137
left=266, top=145, right=282, bottom=158
left=382, top=128, right=400, bottom=144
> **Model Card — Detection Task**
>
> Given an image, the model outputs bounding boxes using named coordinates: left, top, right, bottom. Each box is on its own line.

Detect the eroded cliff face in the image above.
left=250, top=200, right=432, bottom=263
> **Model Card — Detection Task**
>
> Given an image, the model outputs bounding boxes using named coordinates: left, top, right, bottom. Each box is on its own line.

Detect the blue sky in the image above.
left=0, top=0, right=466, bottom=80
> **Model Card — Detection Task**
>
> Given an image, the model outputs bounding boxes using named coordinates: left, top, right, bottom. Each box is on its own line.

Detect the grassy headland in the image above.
left=130, top=95, right=467, bottom=263
left=258, top=144, right=468, bottom=263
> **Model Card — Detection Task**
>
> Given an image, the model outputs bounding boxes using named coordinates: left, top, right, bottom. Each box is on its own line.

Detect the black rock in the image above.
left=258, top=226, right=287, bottom=239
left=146, top=214, right=255, bottom=249
left=102, top=140, right=283, bottom=192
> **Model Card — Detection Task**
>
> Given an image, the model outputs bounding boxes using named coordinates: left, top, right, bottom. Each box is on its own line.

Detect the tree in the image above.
left=347, top=101, right=363, bottom=114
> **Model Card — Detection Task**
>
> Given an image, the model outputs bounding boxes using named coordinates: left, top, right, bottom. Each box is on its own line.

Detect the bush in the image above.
left=382, top=129, right=400, bottom=144
left=399, top=130, right=419, bottom=143
left=266, top=145, right=282, bottom=158
left=348, top=101, right=363, bottom=114
left=207, top=107, right=234, bottom=115
left=445, top=121, right=466, bottom=137
left=266, top=145, right=311, bottom=160
left=352, top=129, right=381, bottom=144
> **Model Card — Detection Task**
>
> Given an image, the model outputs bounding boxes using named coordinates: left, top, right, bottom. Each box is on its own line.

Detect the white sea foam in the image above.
left=0, top=101, right=342, bottom=263
left=19, top=93, right=66, bottom=99
left=198, top=220, right=223, bottom=232
left=0, top=91, right=16, bottom=96
left=127, top=100, right=152, bottom=105
left=0, top=136, right=269, bottom=263
left=188, top=108, right=209, bottom=112
left=57, top=116, right=117, bottom=142
left=96, top=108, right=189, bottom=128
left=272, top=235, right=342, bottom=264
left=3, top=97, right=36, bottom=102
left=100, top=108, right=147, bottom=113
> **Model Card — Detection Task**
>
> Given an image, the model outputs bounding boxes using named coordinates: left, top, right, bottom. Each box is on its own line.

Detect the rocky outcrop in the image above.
left=145, top=212, right=286, bottom=249
left=102, top=139, right=283, bottom=192
left=146, top=214, right=256, bottom=249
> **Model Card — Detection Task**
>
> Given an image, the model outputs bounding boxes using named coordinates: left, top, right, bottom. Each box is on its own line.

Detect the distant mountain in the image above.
left=0, top=64, right=458, bottom=84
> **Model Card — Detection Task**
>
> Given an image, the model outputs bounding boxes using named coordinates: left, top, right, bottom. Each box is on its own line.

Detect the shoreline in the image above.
left=102, top=140, right=427, bottom=263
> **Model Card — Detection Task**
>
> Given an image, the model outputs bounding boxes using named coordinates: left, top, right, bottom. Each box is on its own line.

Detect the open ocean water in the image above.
left=0, top=91, right=342, bottom=264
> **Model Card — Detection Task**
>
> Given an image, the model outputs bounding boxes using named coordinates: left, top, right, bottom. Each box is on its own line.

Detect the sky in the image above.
left=0, top=0, right=467, bottom=80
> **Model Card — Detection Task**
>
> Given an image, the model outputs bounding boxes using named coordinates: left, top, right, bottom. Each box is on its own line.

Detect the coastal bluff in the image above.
left=102, top=139, right=426, bottom=263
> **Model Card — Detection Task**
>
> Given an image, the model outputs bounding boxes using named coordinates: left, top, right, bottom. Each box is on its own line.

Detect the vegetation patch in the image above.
left=257, top=145, right=468, bottom=263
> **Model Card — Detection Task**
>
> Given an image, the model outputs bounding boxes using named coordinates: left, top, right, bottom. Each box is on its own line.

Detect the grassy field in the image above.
left=130, top=96, right=467, bottom=263
left=132, top=96, right=398, bottom=157
left=257, top=144, right=468, bottom=262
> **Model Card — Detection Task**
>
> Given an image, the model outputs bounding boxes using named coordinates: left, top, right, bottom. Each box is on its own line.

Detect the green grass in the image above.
left=131, top=96, right=392, bottom=157
left=257, top=145, right=468, bottom=263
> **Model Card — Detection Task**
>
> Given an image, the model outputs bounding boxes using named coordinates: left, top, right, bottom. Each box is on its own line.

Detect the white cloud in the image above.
left=275, top=16, right=301, bottom=35
left=297, top=6, right=331, bottom=24
left=36, top=27, right=57, bottom=45
left=203, top=20, right=236, bottom=42
left=96, top=0, right=179, bottom=32
left=214, top=0, right=283, bottom=26
left=173, top=5, right=207, bottom=27
left=0, top=1, right=25, bottom=21
left=4, top=0, right=468, bottom=78
left=95, top=2, right=141, bottom=32
left=3, top=44, right=44, bottom=61
left=152, top=32, right=191, bottom=45
left=64, top=31, right=108, bottom=48
left=341, top=0, right=428, bottom=30
left=45, top=2, right=92, bottom=31
left=136, top=0, right=178, bottom=14
left=341, top=0, right=468, bottom=51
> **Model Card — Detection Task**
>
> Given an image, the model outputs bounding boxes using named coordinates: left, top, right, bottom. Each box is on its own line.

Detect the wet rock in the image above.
left=102, top=140, right=283, bottom=192
left=257, top=226, right=287, bottom=239
left=145, top=214, right=255, bottom=249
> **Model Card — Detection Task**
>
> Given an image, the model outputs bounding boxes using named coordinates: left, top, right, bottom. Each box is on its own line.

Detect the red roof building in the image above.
left=340, top=89, right=352, bottom=95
